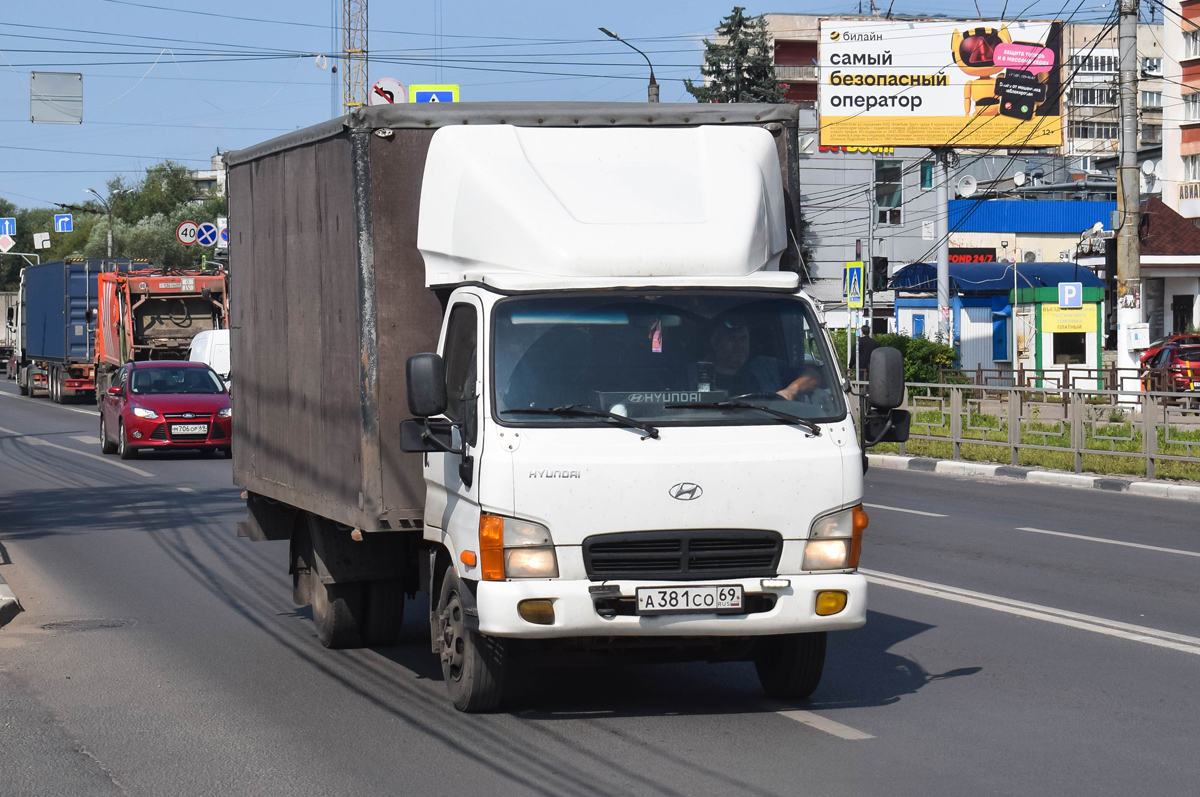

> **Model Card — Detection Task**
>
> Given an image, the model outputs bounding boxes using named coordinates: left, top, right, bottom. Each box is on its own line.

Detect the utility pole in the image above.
left=1116, top=0, right=1141, bottom=371
left=342, top=0, right=368, bottom=113
left=935, top=149, right=951, bottom=344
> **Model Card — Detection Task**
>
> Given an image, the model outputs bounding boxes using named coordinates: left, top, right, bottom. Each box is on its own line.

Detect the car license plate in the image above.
left=171, top=423, right=208, bottom=435
left=635, top=585, right=743, bottom=615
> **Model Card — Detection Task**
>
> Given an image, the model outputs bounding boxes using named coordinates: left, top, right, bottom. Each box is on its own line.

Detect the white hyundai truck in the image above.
left=229, top=103, right=908, bottom=712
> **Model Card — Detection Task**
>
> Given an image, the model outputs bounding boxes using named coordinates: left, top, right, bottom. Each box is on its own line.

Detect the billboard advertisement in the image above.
left=819, top=19, right=1064, bottom=148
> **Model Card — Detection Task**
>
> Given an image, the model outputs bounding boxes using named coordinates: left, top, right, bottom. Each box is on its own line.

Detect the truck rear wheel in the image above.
left=436, top=569, right=507, bottom=712
left=754, top=632, right=827, bottom=700
left=17, top=369, right=28, bottom=395
left=305, top=516, right=365, bottom=648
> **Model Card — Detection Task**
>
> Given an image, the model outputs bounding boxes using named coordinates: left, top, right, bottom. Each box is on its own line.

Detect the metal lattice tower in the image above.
left=342, top=0, right=367, bottom=113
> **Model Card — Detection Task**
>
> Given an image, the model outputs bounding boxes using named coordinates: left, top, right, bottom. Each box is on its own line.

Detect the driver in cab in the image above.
left=708, top=318, right=822, bottom=401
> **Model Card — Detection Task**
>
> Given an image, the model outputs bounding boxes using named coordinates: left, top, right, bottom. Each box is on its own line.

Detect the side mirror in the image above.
left=107, top=385, right=122, bottom=396
left=5, top=307, right=13, bottom=324
left=85, top=308, right=94, bottom=323
left=868, top=347, right=905, bottom=410
left=406, top=352, right=447, bottom=418
left=864, top=409, right=911, bottom=445
left=400, top=418, right=461, bottom=454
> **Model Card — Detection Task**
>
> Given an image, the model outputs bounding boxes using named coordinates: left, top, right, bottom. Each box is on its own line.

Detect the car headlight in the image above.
left=478, top=514, right=559, bottom=580
left=802, top=505, right=868, bottom=571
left=131, top=407, right=159, bottom=420
left=218, top=407, right=232, bottom=418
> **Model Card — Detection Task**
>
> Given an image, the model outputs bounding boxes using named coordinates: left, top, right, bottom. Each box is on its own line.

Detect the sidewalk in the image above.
left=869, top=454, right=1200, bottom=502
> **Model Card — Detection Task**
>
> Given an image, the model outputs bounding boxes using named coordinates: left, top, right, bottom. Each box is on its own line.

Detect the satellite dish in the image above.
left=1013, top=171, right=1027, bottom=187
left=1142, top=159, right=1156, bottom=176
left=957, top=175, right=978, bottom=197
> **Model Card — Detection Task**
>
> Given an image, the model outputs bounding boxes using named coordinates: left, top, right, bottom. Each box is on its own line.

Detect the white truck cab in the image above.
left=398, top=124, right=901, bottom=710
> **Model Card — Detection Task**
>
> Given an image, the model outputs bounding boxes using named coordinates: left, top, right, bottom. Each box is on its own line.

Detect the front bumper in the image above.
left=125, top=415, right=231, bottom=448
left=475, top=573, right=867, bottom=638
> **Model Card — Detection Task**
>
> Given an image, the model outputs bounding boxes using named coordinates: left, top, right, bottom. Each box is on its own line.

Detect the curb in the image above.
left=868, top=454, right=1200, bottom=503
left=0, top=568, right=22, bottom=628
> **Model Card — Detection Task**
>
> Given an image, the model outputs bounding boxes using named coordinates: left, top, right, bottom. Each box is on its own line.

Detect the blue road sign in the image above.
left=54, top=213, right=73, bottom=233
left=414, top=90, right=455, bottom=103
left=0, top=218, right=15, bottom=236
left=196, top=222, right=219, bottom=247
left=1058, top=281, right=1084, bottom=308
left=844, top=261, right=864, bottom=309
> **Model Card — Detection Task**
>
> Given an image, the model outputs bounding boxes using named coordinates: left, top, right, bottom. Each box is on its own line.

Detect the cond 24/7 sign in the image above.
left=819, top=19, right=1064, bottom=148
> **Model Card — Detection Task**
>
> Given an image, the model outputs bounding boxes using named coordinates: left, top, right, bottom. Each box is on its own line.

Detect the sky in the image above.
left=1, top=0, right=1119, bottom=209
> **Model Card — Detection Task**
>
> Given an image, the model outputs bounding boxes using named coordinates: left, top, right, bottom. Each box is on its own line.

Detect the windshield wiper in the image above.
left=502, top=404, right=660, bottom=440
left=664, top=400, right=821, bottom=437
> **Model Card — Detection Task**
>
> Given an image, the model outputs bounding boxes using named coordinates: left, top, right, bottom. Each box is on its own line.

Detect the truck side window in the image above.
left=442, top=304, right=478, bottom=446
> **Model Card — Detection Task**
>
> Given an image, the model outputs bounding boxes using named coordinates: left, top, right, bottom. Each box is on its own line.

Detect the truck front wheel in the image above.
left=754, top=631, right=827, bottom=700
left=436, top=569, right=507, bottom=712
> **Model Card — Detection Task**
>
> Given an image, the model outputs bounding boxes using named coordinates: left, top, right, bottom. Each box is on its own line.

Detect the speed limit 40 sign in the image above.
left=176, top=220, right=198, bottom=246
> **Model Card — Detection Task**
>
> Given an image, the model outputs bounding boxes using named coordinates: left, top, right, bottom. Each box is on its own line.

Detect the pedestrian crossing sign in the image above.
left=844, top=261, right=864, bottom=309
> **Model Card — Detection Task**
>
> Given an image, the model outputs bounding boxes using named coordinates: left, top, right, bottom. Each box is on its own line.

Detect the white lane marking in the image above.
left=862, top=569, right=1200, bottom=656
left=0, top=425, right=153, bottom=478
left=776, top=710, right=874, bottom=740
left=1016, top=527, right=1200, bottom=559
left=863, top=503, right=948, bottom=518
left=71, top=434, right=97, bottom=445
left=177, top=487, right=195, bottom=493
left=0, top=389, right=97, bottom=416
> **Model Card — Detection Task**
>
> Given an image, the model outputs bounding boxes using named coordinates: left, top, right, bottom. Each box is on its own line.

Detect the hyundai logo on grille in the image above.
left=669, top=483, right=703, bottom=501
left=182, top=413, right=195, bottom=419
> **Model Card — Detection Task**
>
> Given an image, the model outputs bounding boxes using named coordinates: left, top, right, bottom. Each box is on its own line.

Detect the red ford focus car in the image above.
left=100, top=361, right=232, bottom=459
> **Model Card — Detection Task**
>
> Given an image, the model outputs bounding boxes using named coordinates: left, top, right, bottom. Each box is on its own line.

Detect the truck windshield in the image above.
left=493, top=293, right=846, bottom=426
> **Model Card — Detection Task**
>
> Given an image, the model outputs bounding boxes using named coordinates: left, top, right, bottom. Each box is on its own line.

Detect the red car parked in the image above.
left=100, top=361, right=232, bottom=459
left=1143, top=345, right=1200, bottom=394
left=1140, top=334, right=1200, bottom=366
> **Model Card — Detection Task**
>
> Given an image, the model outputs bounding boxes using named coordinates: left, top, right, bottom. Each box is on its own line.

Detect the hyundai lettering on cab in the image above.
left=100, top=361, right=232, bottom=459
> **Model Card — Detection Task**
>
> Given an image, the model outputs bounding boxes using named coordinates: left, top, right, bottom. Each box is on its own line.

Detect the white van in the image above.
left=188, top=329, right=230, bottom=388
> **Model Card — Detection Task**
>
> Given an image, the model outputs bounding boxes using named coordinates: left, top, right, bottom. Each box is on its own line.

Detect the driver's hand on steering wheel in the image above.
left=775, top=366, right=822, bottom=401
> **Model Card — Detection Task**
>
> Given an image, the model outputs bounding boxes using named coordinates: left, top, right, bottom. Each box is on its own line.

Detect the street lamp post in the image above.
left=85, top=187, right=125, bottom=259
left=599, top=27, right=659, bottom=103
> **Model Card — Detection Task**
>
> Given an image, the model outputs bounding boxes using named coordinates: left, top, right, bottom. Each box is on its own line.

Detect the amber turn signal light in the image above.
left=815, top=590, right=848, bottom=616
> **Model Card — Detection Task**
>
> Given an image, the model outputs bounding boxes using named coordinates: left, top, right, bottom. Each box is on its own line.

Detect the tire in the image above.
left=49, top=367, right=59, bottom=403
left=754, top=632, right=827, bottom=701
left=362, top=578, right=405, bottom=646
left=100, top=415, right=117, bottom=455
left=117, top=421, right=137, bottom=460
left=17, top=371, right=28, bottom=396
left=436, top=568, right=507, bottom=712
left=306, top=515, right=365, bottom=648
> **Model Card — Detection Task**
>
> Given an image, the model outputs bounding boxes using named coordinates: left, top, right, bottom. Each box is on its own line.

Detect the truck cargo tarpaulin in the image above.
left=819, top=19, right=1064, bottom=148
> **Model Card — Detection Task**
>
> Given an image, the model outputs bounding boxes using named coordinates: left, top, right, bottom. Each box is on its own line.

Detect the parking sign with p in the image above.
left=1058, top=282, right=1083, bottom=308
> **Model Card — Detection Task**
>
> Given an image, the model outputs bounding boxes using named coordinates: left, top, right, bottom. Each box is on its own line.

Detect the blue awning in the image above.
left=891, top=261, right=1105, bottom=295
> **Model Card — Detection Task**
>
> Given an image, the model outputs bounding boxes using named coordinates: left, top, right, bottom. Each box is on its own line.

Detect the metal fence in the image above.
left=882, top=380, right=1200, bottom=480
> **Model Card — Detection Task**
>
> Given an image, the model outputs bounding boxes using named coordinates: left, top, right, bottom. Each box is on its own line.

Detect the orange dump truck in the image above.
left=94, top=268, right=229, bottom=400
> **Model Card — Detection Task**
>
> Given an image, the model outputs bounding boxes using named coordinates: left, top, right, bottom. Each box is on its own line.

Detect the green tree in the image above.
left=685, top=7, right=784, bottom=103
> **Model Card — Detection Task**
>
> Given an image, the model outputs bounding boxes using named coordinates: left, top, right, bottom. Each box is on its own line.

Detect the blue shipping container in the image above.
left=23, top=260, right=125, bottom=364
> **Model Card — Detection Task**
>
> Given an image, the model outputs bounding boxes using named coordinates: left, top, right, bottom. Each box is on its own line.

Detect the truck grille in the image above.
left=582, top=529, right=782, bottom=581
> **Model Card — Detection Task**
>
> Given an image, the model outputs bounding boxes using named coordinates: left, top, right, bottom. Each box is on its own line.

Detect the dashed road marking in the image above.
left=1016, top=527, right=1200, bottom=559
left=71, top=434, right=97, bottom=445
left=0, top=425, right=153, bottom=478
left=864, top=503, right=947, bottom=518
left=863, top=569, right=1200, bottom=656
left=775, top=709, right=874, bottom=740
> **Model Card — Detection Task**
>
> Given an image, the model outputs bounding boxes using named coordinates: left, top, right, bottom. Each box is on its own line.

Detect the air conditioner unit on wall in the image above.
left=1023, top=248, right=1042, bottom=262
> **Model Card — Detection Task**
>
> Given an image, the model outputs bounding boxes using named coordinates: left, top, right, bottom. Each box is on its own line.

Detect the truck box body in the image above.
left=23, top=260, right=100, bottom=365
left=0, top=291, right=16, bottom=358
left=227, top=103, right=804, bottom=533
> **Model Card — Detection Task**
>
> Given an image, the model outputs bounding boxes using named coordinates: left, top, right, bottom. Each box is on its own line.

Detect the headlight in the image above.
left=802, top=505, right=867, bottom=571
left=131, top=407, right=159, bottom=420
left=478, top=514, right=559, bottom=580
left=218, top=407, right=232, bottom=418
